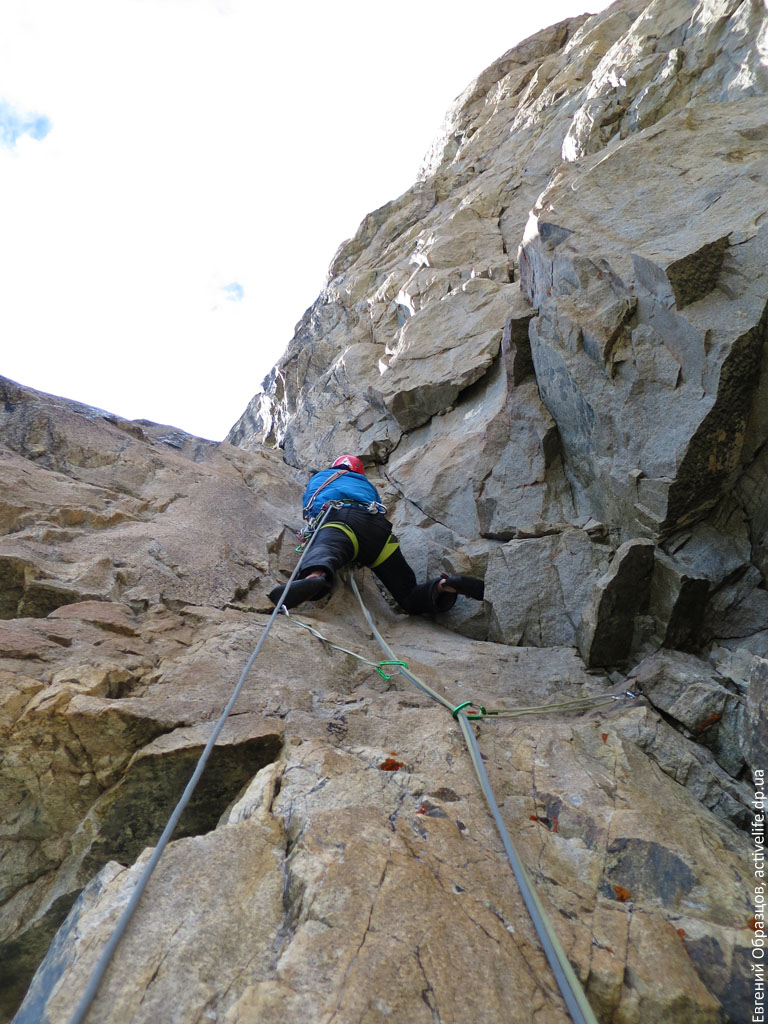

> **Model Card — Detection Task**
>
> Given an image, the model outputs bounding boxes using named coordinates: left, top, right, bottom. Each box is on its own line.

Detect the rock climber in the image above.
left=269, top=454, right=485, bottom=614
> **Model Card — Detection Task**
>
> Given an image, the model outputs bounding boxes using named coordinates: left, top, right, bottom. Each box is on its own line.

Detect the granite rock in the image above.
left=5, top=0, right=768, bottom=1020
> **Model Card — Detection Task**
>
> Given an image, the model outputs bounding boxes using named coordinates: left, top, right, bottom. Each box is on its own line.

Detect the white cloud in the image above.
left=0, top=0, right=613, bottom=440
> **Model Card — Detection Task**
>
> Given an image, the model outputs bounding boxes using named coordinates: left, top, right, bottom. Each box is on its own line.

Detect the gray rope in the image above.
left=347, top=574, right=455, bottom=712
left=455, top=711, right=599, bottom=1024
left=68, top=507, right=332, bottom=1024
left=347, top=573, right=599, bottom=1024
left=280, top=612, right=385, bottom=669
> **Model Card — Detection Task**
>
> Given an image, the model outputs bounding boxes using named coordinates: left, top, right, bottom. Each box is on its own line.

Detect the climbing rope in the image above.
left=280, top=610, right=408, bottom=678
left=67, top=507, right=334, bottom=1024
left=283, top=609, right=631, bottom=714
left=454, top=711, right=600, bottom=1024
left=459, top=693, right=632, bottom=720
left=346, top=572, right=602, bottom=1024
left=69, top=519, right=612, bottom=1024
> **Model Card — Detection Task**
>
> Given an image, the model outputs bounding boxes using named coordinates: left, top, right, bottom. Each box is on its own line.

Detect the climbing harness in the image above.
left=295, top=499, right=388, bottom=554
left=369, top=533, right=399, bottom=567
left=67, top=506, right=336, bottom=1024
left=313, top=516, right=396, bottom=566
left=317, top=519, right=360, bottom=560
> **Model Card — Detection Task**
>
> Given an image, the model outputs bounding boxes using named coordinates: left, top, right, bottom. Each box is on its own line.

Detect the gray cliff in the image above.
left=1, top=1, right=766, bottom=1021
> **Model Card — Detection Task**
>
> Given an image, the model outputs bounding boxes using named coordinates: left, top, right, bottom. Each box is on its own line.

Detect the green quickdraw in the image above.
left=375, top=660, right=408, bottom=680
left=451, top=701, right=474, bottom=719
left=280, top=613, right=409, bottom=682
left=451, top=701, right=489, bottom=719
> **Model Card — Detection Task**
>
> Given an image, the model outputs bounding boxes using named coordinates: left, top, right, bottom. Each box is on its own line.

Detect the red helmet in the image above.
left=333, top=454, right=365, bottom=475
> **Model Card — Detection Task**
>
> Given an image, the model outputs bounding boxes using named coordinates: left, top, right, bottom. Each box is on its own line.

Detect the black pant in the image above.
left=300, top=507, right=456, bottom=616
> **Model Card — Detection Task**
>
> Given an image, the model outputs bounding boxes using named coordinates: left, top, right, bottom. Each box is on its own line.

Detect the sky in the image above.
left=1, top=0, right=614, bottom=441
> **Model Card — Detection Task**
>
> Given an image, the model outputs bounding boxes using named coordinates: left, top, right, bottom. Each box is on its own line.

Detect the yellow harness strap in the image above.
left=317, top=523, right=400, bottom=569
left=371, top=535, right=400, bottom=568
left=318, top=522, right=359, bottom=561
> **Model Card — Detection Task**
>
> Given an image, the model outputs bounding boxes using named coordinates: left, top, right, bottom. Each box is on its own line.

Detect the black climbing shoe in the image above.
left=268, top=577, right=330, bottom=609
left=441, top=574, right=485, bottom=601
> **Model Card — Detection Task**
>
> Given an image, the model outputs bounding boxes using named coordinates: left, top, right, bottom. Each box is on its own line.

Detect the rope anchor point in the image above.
left=376, top=660, right=408, bottom=679
left=451, top=700, right=487, bottom=719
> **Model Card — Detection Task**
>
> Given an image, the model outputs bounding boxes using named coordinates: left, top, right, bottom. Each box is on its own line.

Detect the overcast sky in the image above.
left=1, top=0, right=613, bottom=441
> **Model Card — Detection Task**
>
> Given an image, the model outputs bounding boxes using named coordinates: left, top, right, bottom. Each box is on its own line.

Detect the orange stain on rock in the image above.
left=530, top=815, right=558, bottom=832
left=696, top=712, right=721, bottom=733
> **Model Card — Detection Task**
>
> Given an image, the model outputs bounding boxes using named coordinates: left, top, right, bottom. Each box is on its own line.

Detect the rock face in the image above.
left=229, top=0, right=768, bottom=670
left=3, top=1, right=767, bottom=1022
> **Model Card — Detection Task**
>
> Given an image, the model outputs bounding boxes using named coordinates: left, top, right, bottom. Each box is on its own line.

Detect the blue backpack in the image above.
left=302, top=468, right=383, bottom=519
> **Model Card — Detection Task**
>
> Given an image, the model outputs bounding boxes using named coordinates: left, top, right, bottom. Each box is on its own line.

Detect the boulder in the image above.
left=488, top=528, right=614, bottom=647
left=576, top=539, right=656, bottom=667
left=374, top=278, right=518, bottom=432
left=649, top=550, right=710, bottom=649
left=631, top=648, right=747, bottom=779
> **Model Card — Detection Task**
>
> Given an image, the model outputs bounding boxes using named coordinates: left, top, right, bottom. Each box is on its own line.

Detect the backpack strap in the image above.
left=302, top=469, right=349, bottom=519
